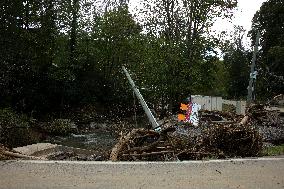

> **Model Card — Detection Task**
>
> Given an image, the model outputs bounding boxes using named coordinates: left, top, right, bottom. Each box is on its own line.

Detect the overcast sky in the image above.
left=129, top=0, right=267, bottom=48
left=212, top=0, right=266, bottom=47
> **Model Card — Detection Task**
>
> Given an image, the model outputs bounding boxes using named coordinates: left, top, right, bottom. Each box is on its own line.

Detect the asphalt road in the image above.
left=0, top=158, right=284, bottom=189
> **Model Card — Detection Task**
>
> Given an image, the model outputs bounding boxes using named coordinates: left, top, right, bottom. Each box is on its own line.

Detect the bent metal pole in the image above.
left=122, top=66, right=159, bottom=129
left=247, top=31, right=260, bottom=104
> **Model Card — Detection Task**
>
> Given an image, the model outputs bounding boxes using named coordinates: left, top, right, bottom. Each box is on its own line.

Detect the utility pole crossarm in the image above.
left=122, top=66, right=159, bottom=130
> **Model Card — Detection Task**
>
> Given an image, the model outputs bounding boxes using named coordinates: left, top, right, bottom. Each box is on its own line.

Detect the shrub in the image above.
left=0, top=109, right=36, bottom=147
left=45, top=119, right=75, bottom=135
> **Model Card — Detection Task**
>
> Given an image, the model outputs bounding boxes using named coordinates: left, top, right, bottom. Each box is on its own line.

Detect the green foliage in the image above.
left=0, top=109, right=36, bottom=147
left=45, top=119, right=75, bottom=135
left=0, top=0, right=239, bottom=120
left=250, top=0, right=284, bottom=99
left=94, top=7, right=141, bottom=79
left=262, top=144, right=284, bottom=156
left=222, top=26, right=250, bottom=100
left=133, top=0, right=238, bottom=112
left=223, top=49, right=250, bottom=99
left=212, top=60, right=230, bottom=97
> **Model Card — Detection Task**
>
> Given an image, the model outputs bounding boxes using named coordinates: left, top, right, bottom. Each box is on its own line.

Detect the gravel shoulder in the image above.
left=0, top=158, right=283, bottom=189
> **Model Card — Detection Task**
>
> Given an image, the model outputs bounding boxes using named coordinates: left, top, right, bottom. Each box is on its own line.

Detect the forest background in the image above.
left=0, top=0, right=283, bottom=146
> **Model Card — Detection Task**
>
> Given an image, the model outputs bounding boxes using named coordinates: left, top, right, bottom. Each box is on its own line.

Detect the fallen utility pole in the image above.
left=247, top=31, right=260, bottom=105
left=122, top=66, right=159, bottom=130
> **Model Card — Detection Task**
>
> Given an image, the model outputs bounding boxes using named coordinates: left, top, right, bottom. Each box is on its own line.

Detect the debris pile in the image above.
left=199, top=110, right=243, bottom=123
left=110, top=104, right=283, bottom=161
left=1, top=104, right=281, bottom=162
left=200, top=124, right=262, bottom=157
left=248, top=104, right=284, bottom=143
left=110, top=128, right=177, bottom=161
left=109, top=123, right=263, bottom=161
left=249, top=104, right=282, bottom=127
left=47, top=151, right=103, bottom=161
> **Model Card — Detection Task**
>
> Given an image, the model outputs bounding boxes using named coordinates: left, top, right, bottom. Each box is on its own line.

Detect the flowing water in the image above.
left=47, top=129, right=117, bottom=151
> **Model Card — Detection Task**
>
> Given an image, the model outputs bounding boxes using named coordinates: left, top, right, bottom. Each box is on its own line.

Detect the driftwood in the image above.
left=2, top=150, right=47, bottom=160
left=110, top=129, right=143, bottom=161
left=240, top=116, right=249, bottom=125
left=110, top=123, right=263, bottom=161
left=110, top=105, right=269, bottom=161
left=110, top=128, right=176, bottom=161
left=201, top=123, right=263, bottom=157
left=110, top=127, right=175, bottom=161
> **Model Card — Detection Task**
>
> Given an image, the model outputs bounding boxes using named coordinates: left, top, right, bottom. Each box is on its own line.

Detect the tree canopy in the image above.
left=250, top=0, right=284, bottom=99
left=1, top=0, right=281, bottom=119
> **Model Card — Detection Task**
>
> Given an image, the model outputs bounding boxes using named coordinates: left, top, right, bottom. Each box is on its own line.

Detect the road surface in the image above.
left=0, top=158, right=284, bottom=189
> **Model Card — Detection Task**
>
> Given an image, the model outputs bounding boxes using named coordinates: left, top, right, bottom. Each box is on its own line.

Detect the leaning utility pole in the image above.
left=247, top=31, right=260, bottom=105
left=122, top=66, right=160, bottom=130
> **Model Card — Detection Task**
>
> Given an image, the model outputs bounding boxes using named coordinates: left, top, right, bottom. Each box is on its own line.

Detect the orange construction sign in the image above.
left=178, top=114, right=186, bottom=121
left=180, top=103, right=188, bottom=111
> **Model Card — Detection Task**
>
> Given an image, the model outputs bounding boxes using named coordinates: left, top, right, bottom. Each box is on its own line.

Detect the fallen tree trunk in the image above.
left=110, top=129, right=142, bottom=161
left=2, top=150, right=47, bottom=160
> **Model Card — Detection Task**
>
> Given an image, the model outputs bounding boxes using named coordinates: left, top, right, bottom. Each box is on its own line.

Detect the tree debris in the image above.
left=0, top=144, right=46, bottom=160
left=110, top=104, right=282, bottom=161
